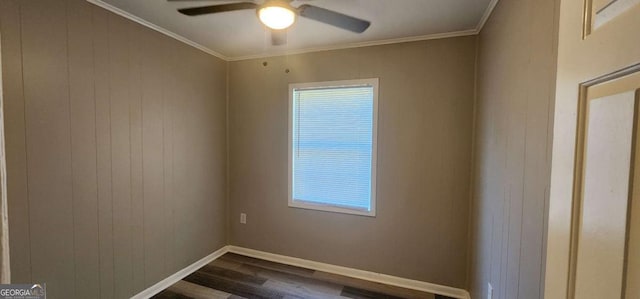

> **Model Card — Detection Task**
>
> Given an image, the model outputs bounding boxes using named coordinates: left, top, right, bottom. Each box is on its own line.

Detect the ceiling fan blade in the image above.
left=271, top=30, right=287, bottom=46
left=298, top=4, right=370, bottom=33
left=178, top=2, right=257, bottom=16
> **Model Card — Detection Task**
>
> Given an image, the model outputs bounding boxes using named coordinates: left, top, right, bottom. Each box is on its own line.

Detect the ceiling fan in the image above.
left=169, top=0, right=371, bottom=46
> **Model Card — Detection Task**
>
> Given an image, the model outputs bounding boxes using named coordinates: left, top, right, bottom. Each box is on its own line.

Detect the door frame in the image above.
left=567, top=66, right=640, bottom=299
left=0, top=24, right=11, bottom=283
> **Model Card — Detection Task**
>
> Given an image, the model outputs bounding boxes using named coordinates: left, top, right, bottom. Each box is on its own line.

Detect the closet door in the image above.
left=571, top=74, right=640, bottom=299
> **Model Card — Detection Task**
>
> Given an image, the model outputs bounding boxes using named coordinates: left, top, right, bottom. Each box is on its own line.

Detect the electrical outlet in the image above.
left=240, top=213, right=247, bottom=224
left=487, top=283, right=493, bottom=299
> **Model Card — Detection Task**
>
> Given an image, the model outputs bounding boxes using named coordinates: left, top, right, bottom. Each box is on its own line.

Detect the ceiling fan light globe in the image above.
left=258, top=6, right=296, bottom=30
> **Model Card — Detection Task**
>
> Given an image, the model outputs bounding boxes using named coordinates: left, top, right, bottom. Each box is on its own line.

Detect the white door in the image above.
left=546, top=0, right=640, bottom=298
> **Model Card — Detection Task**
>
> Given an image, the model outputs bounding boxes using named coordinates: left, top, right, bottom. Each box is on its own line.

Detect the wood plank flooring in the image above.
left=152, top=253, right=454, bottom=299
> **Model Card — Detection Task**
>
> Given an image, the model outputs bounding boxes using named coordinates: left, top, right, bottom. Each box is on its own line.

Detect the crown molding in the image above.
left=227, top=29, right=478, bottom=61
left=87, top=0, right=499, bottom=62
left=476, top=0, right=500, bottom=32
left=86, top=0, right=230, bottom=61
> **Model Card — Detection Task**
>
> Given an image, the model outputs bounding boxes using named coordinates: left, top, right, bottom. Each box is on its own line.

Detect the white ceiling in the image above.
left=92, top=0, right=496, bottom=60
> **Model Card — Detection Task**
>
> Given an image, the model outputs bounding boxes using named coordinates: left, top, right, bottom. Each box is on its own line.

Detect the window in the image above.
left=288, top=78, right=378, bottom=216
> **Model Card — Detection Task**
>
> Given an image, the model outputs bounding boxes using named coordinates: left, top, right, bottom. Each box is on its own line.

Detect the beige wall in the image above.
left=468, top=0, right=558, bottom=298
left=228, top=37, right=477, bottom=288
left=0, top=0, right=228, bottom=298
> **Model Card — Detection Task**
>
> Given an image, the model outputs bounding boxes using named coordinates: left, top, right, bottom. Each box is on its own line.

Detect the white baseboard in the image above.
left=130, top=246, right=230, bottom=299
left=131, top=245, right=470, bottom=299
left=226, top=246, right=471, bottom=299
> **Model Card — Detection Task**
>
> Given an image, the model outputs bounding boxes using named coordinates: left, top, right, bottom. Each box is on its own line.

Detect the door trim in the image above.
left=0, top=25, right=11, bottom=283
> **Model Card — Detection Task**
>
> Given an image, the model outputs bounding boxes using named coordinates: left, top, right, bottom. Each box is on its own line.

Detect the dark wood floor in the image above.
left=152, top=253, right=452, bottom=299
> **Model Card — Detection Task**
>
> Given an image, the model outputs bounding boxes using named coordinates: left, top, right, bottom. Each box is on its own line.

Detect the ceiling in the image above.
left=91, top=0, right=497, bottom=60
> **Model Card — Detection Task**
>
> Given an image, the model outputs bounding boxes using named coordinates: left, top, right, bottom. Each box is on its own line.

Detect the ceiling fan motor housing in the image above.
left=257, top=0, right=298, bottom=30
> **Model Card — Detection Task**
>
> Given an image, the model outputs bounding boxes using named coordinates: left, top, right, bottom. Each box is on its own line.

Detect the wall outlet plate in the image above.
left=240, top=213, right=247, bottom=224
left=487, top=283, right=493, bottom=299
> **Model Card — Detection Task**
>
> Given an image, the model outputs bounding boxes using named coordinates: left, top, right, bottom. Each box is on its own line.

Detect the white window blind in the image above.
left=289, top=79, right=378, bottom=216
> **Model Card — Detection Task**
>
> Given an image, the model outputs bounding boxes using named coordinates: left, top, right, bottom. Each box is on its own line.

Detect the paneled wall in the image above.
left=468, top=0, right=558, bottom=298
left=0, top=0, right=228, bottom=298
left=228, top=37, right=477, bottom=288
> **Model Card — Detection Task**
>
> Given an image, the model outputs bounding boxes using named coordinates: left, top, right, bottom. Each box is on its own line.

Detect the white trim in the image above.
left=130, top=246, right=229, bottom=299
left=227, top=29, right=478, bottom=61
left=288, top=78, right=378, bottom=217
left=476, top=0, right=500, bottom=32
left=85, top=0, right=229, bottom=61
left=227, top=246, right=471, bottom=299
left=86, top=0, right=499, bottom=61
left=0, top=21, right=10, bottom=283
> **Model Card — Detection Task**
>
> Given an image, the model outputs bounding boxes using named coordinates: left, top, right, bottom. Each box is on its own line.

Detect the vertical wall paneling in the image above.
left=171, top=48, right=190, bottom=269
left=21, top=0, right=75, bottom=297
left=1, top=0, right=228, bottom=297
left=518, top=0, right=555, bottom=296
left=468, top=0, right=558, bottom=298
left=128, top=23, right=146, bottom=294
left=0, top=0, right=31, bottom=283
left=108, top=14, right=133, bottom=298
left=162, top=38, right=176, bottom=276
left=91, top=6, right=115, bottom=298
left=67, top=0, right=100, bottom=297
left=141, top=29, right=167, bottom=286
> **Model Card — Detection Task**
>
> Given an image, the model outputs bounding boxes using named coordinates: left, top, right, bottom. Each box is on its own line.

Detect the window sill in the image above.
left=288, top=200, right=376, bottom=217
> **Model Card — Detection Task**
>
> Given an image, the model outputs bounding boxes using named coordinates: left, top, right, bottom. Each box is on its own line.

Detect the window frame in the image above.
left=287, top=78, right=379, bottom=217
